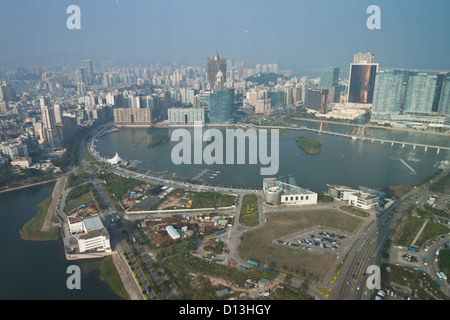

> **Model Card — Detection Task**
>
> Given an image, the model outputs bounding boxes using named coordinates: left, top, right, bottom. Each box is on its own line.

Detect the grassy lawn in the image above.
left=189, top=191, right=236, bottom=209
left=239, top=194, right=258, bottom=226
left=377, top=184, right=414, bottom=199
left=66, top=191, right=94, bottom=212
left=430, top=172, right=450, bottom=194
left=394, top=215, right=425, bottom=247
left=204, top=241, right=224, bottom=254
left=154, top=189, right=236, bottom=210
left=99, top=255, right=130, bottom=300
left=415, top=222, right=449, bottom=247
left=392, top=207, right=449, bottom=247
left=20, top=197, right=60, bottom=241
left=439, top=249, right=450, bottom=279
left=340, top=205, right=370, bottom=217
left=239, top=209, right=361, bottom=283
left=98, top=172, right=144, bottom=200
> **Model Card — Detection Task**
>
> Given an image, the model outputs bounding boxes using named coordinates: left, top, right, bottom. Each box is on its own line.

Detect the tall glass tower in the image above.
left=208, top=89, right=234, bottom=123
left=320, top=67, right=339, bottom=88
left=81, top=59, right=94, bottom=85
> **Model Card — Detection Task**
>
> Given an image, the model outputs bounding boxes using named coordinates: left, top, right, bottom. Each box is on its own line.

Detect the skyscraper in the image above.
left=403, top=72, right=437, bottom=114
left=39, top=96, right=60, bottom=148
left=437, top=77, right=450, bottom=116
left=208, top=89, right=234, bottom=123
left=207, top=51, right=227, bottom=90
left=79, top=67, right=88, bottom=85
left=82, top=59, right=94, bottom=85
left=0, top=81, right=16, bottom=101
left=371, top=70, right=407, bottom=117
left=347, top=53, right=378, bottom=104
left=320, top=67, right=340, bottom=88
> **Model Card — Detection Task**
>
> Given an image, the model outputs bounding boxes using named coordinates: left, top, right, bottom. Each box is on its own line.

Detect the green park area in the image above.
left=20, top=197, right=60, bottom=241
left=99, top=256, right=130, bottom=300
left=98, top=171, right=144, bottom=200
left=239, top=194, right=259, bottom=226
left=391, top=206, right=449, bottom=248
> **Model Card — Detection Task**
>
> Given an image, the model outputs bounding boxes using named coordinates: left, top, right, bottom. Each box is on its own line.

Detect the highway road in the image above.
left=332, top=167, right=449, bottom=300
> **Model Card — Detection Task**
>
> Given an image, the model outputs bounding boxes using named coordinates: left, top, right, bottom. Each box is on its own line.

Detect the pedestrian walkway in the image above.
left=112, top=251, right=145, bottom=300
left=410, top=220, right=428, bottom=247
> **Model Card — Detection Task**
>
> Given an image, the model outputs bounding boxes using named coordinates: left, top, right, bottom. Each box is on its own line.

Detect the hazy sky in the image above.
left=1, top=0, right=449, bottom=77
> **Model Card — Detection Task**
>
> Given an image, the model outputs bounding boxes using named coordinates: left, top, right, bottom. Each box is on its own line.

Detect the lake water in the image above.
left=0, top=183, right=122, bottom=300
left=95, top=122, right=450, bottom=192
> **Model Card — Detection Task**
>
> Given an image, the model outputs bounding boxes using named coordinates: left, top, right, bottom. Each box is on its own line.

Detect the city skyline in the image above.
left=0, top=1, right=449, bottom=77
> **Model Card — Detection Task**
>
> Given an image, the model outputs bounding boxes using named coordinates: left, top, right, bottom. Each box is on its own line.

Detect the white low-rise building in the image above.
left=263, top=178, right=318, bottom=206
left=166, top=225, right=180, bottom=240
left=69, top=216, right=111, bottom=253
left=327, top=184, right=380, bottom=210
left=68, top=216, right=84, bottom=234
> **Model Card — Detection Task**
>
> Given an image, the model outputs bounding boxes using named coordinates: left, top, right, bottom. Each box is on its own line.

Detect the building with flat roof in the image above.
left=168, top=107, right=205, bottom=126
left=113, top=108, right=152, bottom=127
left=327, top=184, right=380, bottom=210
left=403, top=72, right=437, bottom=114
left=68, top=215, right=111, bottom=253
left=263, top=178, right=317, bottom=206
left=11, top=157, right=31, bottom=168
left=371, top=70, right=407, bottom=119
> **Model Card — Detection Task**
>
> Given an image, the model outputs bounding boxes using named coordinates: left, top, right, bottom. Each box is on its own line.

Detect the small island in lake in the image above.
left=295, top=136, right=321, bottom=154
left=147, top=135, right=170, bottom=148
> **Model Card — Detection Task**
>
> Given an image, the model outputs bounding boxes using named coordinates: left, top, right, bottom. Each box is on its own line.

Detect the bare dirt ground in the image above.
left=189, top=273, right=280, bottom=299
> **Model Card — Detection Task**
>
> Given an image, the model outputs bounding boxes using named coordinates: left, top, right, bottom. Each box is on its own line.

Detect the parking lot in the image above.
left=273, top=227, right=350, bottom=254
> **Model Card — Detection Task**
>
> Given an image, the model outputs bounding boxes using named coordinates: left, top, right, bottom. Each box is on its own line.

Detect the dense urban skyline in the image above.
left=0, top=0, right=449, bottom=76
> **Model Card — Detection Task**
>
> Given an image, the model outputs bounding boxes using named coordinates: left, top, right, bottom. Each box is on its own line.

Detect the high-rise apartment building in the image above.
left=403, top=72, right=437, bottom=114
left=433, top=72, right=450, bottom=112
left=371, top=70, right=407, bottom=117
left=437, top=77, right=450, bottom=116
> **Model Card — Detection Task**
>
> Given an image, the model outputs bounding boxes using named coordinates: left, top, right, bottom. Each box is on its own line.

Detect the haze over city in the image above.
left=0, top=0, right=449, bottom=306
left=1, top=0, right=449, bottom=76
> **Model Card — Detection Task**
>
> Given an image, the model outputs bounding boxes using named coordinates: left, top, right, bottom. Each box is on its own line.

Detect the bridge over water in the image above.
left=296, top=126, right=450, bottom=154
